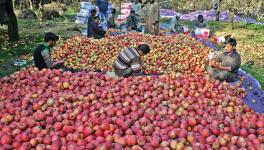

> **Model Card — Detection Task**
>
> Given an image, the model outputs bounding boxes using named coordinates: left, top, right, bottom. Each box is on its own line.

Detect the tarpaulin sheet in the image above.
left=160, top=9, right=264, bottom=25
left=236, top=69, right=264, bottom=113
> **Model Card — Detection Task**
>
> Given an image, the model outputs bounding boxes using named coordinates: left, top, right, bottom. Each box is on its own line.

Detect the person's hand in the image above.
left=210, top=60, right=216, bottom=66
left=56, top=60, right=64, bottom=65
left=211, top=60, right=220, bottom=68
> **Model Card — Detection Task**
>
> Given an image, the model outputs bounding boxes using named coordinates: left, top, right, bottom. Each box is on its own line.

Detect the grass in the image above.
left=1, top=11, right=264, bottom=89
left=0, top=7, right=81, bottom=77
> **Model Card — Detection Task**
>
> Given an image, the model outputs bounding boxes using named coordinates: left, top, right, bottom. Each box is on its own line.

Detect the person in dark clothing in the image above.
left=108, top=8, right=117, bottom=28
left=34, top=32, right=63, bottom=70
left=126, top=10, right=140, bottom=31
left=206, top=38, right=241, bottom=82
left=90, top=16, right=106, bottom=39
left=33, top=32, right=78, bottom=72
left=87, top=9, right=97, bottom=37
left=194, top=15, right=209, bottom=29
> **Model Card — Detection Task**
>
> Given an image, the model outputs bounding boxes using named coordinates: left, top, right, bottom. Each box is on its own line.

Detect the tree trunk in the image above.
left=28, top=0, right=33, bottom=10
left=7, top=0, right=19, bottom=41
left=12, top=0, right=15, bottom=9
left=14, top=0, right=20, bottom=9
left=246, top=0, right=251, bottom=17
left=215, top=0, right=222, bottom=21
left=192, top=0, right=196, bottom=10
left=229, top=0, right=235, bottom=29
left=38, top=0, right=44, bottom=22
left=255, top=1, right=263, bottom=16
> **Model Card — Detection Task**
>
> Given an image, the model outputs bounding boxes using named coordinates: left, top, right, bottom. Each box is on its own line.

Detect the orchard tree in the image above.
left=0, top=0, right=19, bottom=41
left=214, top=0, right=222, bottom=21
left=229, top=0, right=235, bottom=29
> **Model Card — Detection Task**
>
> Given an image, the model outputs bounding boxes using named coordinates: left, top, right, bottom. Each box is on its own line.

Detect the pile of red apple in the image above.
left=0, top=68, right=263, bottom=149
left=52, top=33, right=209, bottom=74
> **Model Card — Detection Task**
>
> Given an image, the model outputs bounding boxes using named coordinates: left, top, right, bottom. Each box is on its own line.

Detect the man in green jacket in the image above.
left=206, top=38, right=241, bottom=82
left=33, top=32, right=78, bottom=72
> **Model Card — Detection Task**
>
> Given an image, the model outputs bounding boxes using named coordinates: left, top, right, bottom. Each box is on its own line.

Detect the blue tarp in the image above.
left=237, top=69, right=264, bottom=113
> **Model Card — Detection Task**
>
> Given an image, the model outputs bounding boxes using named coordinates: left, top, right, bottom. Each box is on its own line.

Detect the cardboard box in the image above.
left=80, top=2, right=92, bottom=8
left=183, top=26, right=189, bottom=34
left=121, top=9, right=131, bottom=15
left=117, top=15, right=128, bottom=25
left=121, top=3, right=133, bottom=9
left=195, top=28, right=210, bottom=39
left=214, top=36, right=225, bottom=44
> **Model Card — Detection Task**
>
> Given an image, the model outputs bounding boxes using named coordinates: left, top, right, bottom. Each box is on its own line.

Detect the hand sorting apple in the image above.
left=206, top=38, right=241, bottom=82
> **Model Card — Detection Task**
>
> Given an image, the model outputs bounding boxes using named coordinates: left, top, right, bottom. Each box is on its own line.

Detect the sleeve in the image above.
left=214, top=52, right=223, bottom=62
left=193, top=21, right=198, bottom=29
left=132, top=3, right=136, bottom=11
left=205, top=21, right=209, bottom=28
left=126, top=16, right=131, bottom=27
left=41, top=49, right=52, bottom=68
left=93, top=23, right=105, bottom=35
left=136, top=16, right=139, bottom=25
left=170, top=17, right=176, bottom=32
left=107, top=15, right=112, bottom=24
left=98, top=27, right=106, bottom=36
left=88, top=17, right=93, bottom=28
left=153, top=3, right=159, bottom=23
left=228, top=55, right=241, bottom=72
left=137, top=4, right=142, bottom=15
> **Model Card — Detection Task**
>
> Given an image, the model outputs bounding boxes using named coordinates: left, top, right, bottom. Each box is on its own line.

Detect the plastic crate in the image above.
left=214, top=36, right=225, bottom=44
left=121, top=3, right=133, bottom=9
left=195, top=28, right=210, bottom=39
left=80, top=2, right=92, bottom=8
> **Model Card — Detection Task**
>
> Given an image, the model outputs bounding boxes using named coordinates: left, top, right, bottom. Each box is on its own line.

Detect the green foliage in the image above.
left=161, top=0, right=214, bottom=12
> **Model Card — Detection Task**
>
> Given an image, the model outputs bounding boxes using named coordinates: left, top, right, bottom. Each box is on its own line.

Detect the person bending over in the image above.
left=113, top=44, right=151, bottom=77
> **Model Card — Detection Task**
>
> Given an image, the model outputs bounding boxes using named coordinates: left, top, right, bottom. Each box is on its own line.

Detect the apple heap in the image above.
left=0, top=67, right=263, bottom=149
left=52, top=32, right=210, bottom=74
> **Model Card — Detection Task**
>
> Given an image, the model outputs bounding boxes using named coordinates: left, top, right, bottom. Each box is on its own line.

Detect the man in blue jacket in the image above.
left=96, top=0, right=109, bottom=22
